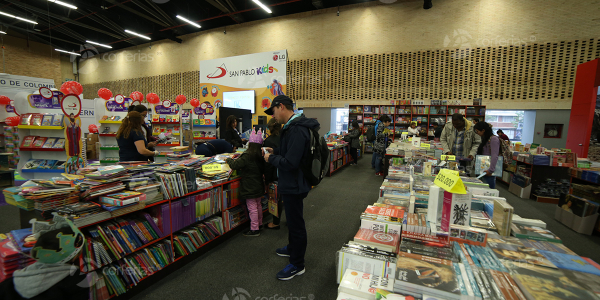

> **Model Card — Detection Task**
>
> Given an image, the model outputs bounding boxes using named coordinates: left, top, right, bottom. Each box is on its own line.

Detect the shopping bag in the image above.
left=268, top=183, right=278, bottom=217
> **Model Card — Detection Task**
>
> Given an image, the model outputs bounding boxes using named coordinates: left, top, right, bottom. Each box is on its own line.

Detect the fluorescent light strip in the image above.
left=0, top=11, right=38, bottom=24
left=55, top=49, right=81, bottom=56
left=176, top=15, right=201, bottom=28
left=0, top=31, right=6, bottom=35
left=252, top=0, right=272, bottom=13
left=48, top=0, right=77, bottom=10
left=86, top=40, right=112, bottom=49
left=125, top=29, right=151, bottom=40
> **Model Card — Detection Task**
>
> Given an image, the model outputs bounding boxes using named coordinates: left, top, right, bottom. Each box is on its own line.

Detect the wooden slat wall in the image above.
left=82, top=38, right=600, bottom=108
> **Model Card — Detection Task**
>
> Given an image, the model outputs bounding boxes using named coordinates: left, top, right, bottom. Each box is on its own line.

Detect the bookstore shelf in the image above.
left=18, top=147, right=65, bottom=152
left=152, top=122, right=180, bottom=125
left=157, top=143, right=179, bottom=147
left=17, top=125, right=64, bottom=130
left=100, top=134, right=117, bottom=137
left=570, top=176, right=599, bottom=185
left=99, top=121, right=123, bottom=124
left=193, top=137, right=216, bottom=140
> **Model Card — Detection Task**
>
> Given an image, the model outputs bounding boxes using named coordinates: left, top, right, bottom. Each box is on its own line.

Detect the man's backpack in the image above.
left=301, top=128, right=330, bottom=186
left=366, top=125, right=376, bottom=142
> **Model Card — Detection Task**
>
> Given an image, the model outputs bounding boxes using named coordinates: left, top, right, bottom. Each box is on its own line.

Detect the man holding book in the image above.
left=263, top=95, right=319, bottom=281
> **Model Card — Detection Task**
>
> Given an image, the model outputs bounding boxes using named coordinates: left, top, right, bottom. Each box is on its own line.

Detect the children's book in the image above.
left=539, top=251, right=600, bottom=276
left=172, top=115, right=180, bottom=123
left=100, top=115, right=109, bottom=121
left=166, top=115, right=173, bottom=122
left=41, top=115, right=54, bottom=126
left=52, top=115, right=63, bottom=126
left=52, top=139, right=66, bottom=149
left=23, top=159, right=43, bottom=169
left=42, top=138, right=58, bottom=148
left=192, top=119, right=200, bottom=126
left=20, top=136, right=37, bottom=148
left=152, top=115, right=159, bottom=122
left=32, top=137, right=48, bottom=148
left=40, top=160, right=58, bottom=169
left=20, top=114, right=32, bottom=126
left=152, top=127, right=161, bottom=135
left=159, top=115, right=166, bottom=122
left=173, top=126, right=180, bottom=134
left=31, top=114, right=43, bottom=126
left=113, top=116, right=121, bottom=122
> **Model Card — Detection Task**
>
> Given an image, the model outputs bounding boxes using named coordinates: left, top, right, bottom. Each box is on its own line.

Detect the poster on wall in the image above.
left=199, top=50, right=287, bottom=122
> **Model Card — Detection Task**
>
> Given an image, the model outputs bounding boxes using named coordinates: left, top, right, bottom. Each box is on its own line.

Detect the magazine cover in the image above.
left=395, top=252, right=461, bottom=298
left=539, top=251, right=600, bottom=276
left=52, top=139, right=66, bottom=149
left=31, top=114, right=43, bottom=126
left=487, top=239, right=557, bottom=268
left=511, top=224, right=562, bottom=243
left=474, top=155, right=503, bottom=177
left=42, top=138, right=57, bottom=148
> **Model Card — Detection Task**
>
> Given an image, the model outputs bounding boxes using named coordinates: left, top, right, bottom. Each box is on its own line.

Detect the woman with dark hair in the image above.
left=264, top=118, right=283, bottom=230
left=116, top=111, right=158, bottom=161
left=497, top=129, right=510, bottom=142
left=347, top=121, right=361, bottom=165
left=224, top=115, right=246, bottom=150
left=127, top=105, right=157, bottom=150
left=474, top=121, right=500, bottom=188
left=373, top=115, right=392, bottom=176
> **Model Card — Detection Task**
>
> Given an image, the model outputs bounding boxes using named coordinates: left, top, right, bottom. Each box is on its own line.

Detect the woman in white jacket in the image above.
left=408, top=121, right=420, bottom=137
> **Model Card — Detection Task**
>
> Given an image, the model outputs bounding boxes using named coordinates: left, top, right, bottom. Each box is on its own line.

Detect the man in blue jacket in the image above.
left=263, top=95, right=319, bottom=281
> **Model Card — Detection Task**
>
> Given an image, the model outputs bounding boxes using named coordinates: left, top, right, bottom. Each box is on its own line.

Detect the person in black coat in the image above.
left=195, top=139, right=234, bottom=156
left=264, top=118, right=282, bottom=230
left=224, top=115, right=246, bottom=150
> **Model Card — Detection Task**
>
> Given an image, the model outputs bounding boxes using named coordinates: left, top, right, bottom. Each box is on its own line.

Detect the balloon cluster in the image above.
left=5, top=116, right=19, bottom=126
left=175, top=95, right=186, bottom=105
left=60, top=81, right=83, bottom=95
left=0, top=96, right=10, bottom=105
left=130, top=91, right=144, bottom=102
left=146, top=93, right=160, bottom=104
left=97, top=88, right=112, bottom=100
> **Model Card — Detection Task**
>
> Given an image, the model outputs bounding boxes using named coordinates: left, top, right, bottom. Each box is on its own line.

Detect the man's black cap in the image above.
left=265, top=95, right=293, bottom=115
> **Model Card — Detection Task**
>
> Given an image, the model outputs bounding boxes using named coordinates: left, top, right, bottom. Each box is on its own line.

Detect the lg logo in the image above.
left=273, top=54, right=286, bottom=61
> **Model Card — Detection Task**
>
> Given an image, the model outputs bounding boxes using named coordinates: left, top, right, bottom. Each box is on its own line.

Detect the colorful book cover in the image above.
left=42, top=138, right=58, bottom=148
left=166, top=115, right=173, bottom=122
left=41, top=115, right=54, bottom=126
left=39, top=160, right=58, bottom=169
left=487, top=239, right=557, bottom=269
left=193, top=131, right=201, bottom=138
left=100, top=115, right=109, bottom=121
left=511, top=224, right=562, bottom=243
left=173, top=126, right=180, bottom=134
left=561, top=270, right=600, bottom=298
left=159, top=115, right=166, bottom=122
left=539, top=251, right=600, bottom=276
left=32, top=137, right=47, bottom=148
left=20, top=114, right=32, bottom=125
left=152, top=115, right=159, bottom=122
left=52, top=115, right=63, bottom=126
left=192, top=119, right=200, bottom=126
left=172, top=115, right=180, bottom=123
left=104, top=191, right=142, bottom=200
left=113, top=116, right=121, bottom=122
left=20, top=136, right=37, bottom=148
left=31, top=114, right=43, bottom=126
left=23, top=159, right=42, bottom=169
left=152, top=127, right=161, bottom=134
left=394, top=252, right=461, bottom=298
left=52, top=139, right=66, bottom=149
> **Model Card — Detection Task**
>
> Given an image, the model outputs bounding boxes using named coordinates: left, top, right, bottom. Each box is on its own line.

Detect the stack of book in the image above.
left=2, top=186, right=34, bottom=211
left=17, top=185, right=79, bottom=212
left=56, top=202, right=110, bottom=227
left=336, top=242, right=397, bottom=284
left=353, top=228, right=400, bottom=253
left=0, top=237, right=35, bottom=282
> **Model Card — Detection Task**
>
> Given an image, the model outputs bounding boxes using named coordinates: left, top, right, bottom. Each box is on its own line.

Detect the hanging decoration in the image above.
left=190, top=98, right=200, bottom=107
left=60, top=81, right=83, bottom=96
left=5, top=116, right=19, bottom=126
left=175, top=95, right=187, bottom=105
left=98, top=88, right=112, bottom=100
left=88, top=124, right=99, bottom=133
left=146, top=93, right=160, bottom=104
left=130, top=91, right=144, bottom=102
left=0, top=96, right=11, bottom=105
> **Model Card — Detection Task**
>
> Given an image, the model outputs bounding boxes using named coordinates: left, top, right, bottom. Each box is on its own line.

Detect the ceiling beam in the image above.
left=103, top=0, right=170, bottom=27
left=142, top=0, right=177, bottom=27
left=1, top=23, right=81, bottom=47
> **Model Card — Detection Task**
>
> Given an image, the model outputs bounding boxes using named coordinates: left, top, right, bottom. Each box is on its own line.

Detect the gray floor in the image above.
left=1, top=154, right=599, bottom=299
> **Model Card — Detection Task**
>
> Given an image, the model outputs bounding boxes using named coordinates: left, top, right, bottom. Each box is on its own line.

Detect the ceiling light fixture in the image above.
left=86, top=40, right=112, bottom=49
left=0, top=31, right=6, bottom=35
left=125, top=29, right=151, bottom=40
left=176, top=15, right=201, bottom=28
left=55, top=49, right=81, bottom=56
left=0, top=11, right=38, bottom=24
left=48, top=0, right=78, bottom=10
left=252, top=0, right=272, bottom=13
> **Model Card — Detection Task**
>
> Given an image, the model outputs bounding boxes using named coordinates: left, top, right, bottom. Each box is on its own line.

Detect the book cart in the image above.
left=149, top=101, right=183, bottom=162
left=95, top=97, right=131, bottom=165
left=349, top=101, right=486, bottom=153
left=76, top=177, right=268, bottom=299
left=15, top=91, right=70, bottom=180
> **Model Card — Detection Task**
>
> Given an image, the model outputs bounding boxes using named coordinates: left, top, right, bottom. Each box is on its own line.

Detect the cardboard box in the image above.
left=87, top=133, right=99, bottom=145
left=555, top=206, right=599, bottom=235
left=508, top=181, right=532, bottom=199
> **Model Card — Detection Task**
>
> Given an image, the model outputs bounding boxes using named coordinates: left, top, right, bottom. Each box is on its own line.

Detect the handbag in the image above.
left=267, top=182, right=279, bottom=217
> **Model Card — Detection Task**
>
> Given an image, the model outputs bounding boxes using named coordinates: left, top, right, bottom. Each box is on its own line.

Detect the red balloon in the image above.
left=0, top=96, right=10, bottom=105
left=146, top=93, right=160, bottom=104
left=175, top=95, right=187, bottom=105
left=5, top=116, right=19, bottom=126
left=190, top=98, right=200, bottom=107
left=60, top=81, right=83, bottom=95
left=97, top=88, right=112, bottom=100
left=130, top=91, right=144, bottom=101
left=88, top=124, right=99, bottom=133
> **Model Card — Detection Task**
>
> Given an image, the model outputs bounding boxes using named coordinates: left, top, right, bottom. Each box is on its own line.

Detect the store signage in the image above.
left=28, top=92, right=63, bottom=109
left=61, top=94, right=82, bottom=117
left=162, top=100, right=172, bottom=108
left=202, top=164, right=223, bottom=172
left=5, top=104, right=14, bottom=113
left=421, top=143, right=431, bottom=149
left=434, top=169, right=466, bottom=194
left=39, top=87, right=53, bottom=99
left=154, top=104, right=180, bottom=115
left=440, top=155, right=456, bottom=161
left=115, top=94, right=125, bottom=104
left=200, top=50, right=288, bottom=89
left=194, top=101, right=214, bottom=115
left=106, top=98, right=132, bottom=112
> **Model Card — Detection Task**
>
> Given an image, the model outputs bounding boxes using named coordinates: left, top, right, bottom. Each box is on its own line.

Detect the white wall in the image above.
left=532, top=110, right=571, bottom=148
left=521, top=110, right=536, bottom=145
left=302, top=108, right=332, bottom=137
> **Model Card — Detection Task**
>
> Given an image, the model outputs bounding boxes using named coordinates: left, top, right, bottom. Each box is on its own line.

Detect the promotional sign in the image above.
left=5, top=104, right=15, bottom=113
left=29, top=91, right=63, bottom=109
left=0, top=74, right=56, bottom=98
left=105, top=98, right=133, bottom=112
left=162, top=100, right=172, bottom=108
left=193, top=101, right=214, bottom=116
left=154, top=104, right=180, bottom=115
left=39, top=87, right=53, bottom=99
left=115, top=94, right=125, bottom=104
left=61, top=94, right=82, bottom=118
left=434, top=169, right=466, bottom=194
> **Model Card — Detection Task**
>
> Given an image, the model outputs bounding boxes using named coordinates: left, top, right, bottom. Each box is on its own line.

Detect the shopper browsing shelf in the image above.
left=263, top=95, right=319, bottom=281
left=224, top=115, right=247, bottom=150
left=225, top=130, right=266, bottom=237
left=195, top=139, right=234, bottom=156
left=347, top=121, right=362, bottom=166
left=474, top=121, right=500, bottom=188
left=440, top=113, right=481, bottom=160
left=407, top=121, right=420, bottom=137
left=372, top=115, right=392, bottom=176
left=263, top=118, right=283, bottom=230
left=116, top=111, right=158, bottom=162
left=497, top=129, right=510, bottom=142
left=128, top=105, right=157, bottom=150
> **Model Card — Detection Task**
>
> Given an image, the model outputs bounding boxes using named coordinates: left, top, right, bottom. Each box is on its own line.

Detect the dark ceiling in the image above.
left=0, top=0, right=378, bottom=55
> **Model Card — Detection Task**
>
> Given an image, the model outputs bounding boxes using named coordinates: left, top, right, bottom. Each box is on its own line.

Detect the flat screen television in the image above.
left=223, top=90, right=255, bottom=114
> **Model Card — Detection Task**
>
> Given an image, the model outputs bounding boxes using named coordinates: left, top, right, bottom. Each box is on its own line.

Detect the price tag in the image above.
left=408, top=137, right=413, bottom=141
left=434, top=169, right=466, bottom=194
left=202, top=163, right=223, bottom=172
left=421, top=143, right=431, bottom=149
left=402, top=132, right=409, bottom=135
left=440, top=155, right=456, bottom=161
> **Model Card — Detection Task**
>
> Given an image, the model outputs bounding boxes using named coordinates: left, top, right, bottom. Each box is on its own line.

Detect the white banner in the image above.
left=200, top=50, right=287, bottom=89
left=0, top=74, right=56, bottom=120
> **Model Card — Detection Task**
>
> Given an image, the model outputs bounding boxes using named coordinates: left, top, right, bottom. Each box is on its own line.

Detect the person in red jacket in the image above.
left=497, top=129, right=510, bottom=142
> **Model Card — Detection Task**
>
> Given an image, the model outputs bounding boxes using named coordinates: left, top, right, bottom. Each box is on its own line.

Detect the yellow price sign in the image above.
left=202, top=163, right=223, bottom=172
left=408, top=137, right=413, bottom=141
left=434, top=169, right=466, bottom=194
left=440, top=155, right=456, bottom=161
left=402, top=132, right=409, bottom=135
left=421, top=143, right=431, bottom=149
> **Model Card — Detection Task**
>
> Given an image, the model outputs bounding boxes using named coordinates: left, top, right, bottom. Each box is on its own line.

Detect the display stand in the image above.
left=150, top=101, right=182, bottom=163
left=14, top=91, right=71, bottom=179
left=1, top=104, right=20, bottom=168
left=95, top=98, right=131, bottom=165
left=191, top=101, right=217, bottom=143
left=328, top=144, right=351, bottom=176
